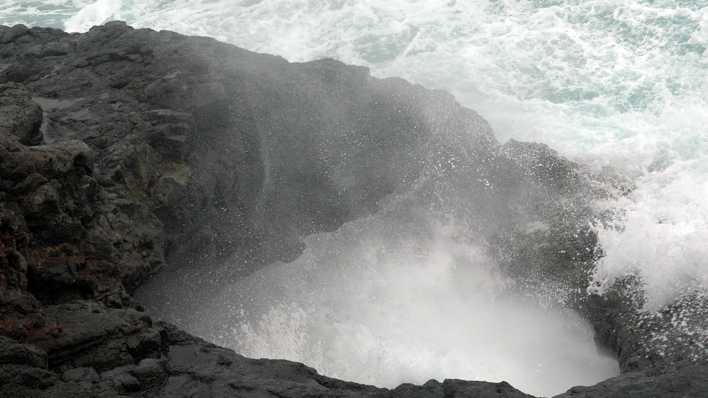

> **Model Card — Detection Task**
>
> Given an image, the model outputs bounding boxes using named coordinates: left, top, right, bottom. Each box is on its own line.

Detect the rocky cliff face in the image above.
left=0, top=22, right=706, bottom=398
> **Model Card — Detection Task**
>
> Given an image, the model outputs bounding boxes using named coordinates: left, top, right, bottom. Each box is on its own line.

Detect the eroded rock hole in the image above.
left=138, top=209, right=619, bottom=397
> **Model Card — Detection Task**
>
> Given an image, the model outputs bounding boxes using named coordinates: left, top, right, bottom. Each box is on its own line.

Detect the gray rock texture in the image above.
left=0, top=21, right=706, bottom=397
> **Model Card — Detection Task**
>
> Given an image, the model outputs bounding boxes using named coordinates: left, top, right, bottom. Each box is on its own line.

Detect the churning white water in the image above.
left=4, top=0, right=708, bottom=395
left=184, top=206, right=619, bottom=396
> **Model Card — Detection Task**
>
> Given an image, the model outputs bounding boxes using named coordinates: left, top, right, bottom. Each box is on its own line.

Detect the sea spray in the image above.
left=5, top=4, right=706, bottom=305
left=204, top=216, right=619, bottom=397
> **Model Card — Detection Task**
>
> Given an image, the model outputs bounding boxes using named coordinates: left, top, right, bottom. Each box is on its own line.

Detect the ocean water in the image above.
left=4, top=0, right=707, bottom=394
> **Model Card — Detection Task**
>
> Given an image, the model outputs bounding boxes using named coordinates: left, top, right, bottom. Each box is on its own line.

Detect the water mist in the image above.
left=184, top=212, right=618, bottom=397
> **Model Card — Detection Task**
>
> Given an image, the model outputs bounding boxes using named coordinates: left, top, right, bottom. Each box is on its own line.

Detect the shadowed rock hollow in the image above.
left=0, top=21, right=706, bottom=398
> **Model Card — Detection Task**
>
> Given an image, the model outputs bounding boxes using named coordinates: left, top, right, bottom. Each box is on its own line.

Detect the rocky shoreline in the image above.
left=0, top=22, right=706, bottom=397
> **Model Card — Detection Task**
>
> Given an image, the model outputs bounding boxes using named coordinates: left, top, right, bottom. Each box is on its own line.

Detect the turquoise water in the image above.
left=3, top=2, right=706, bottom=162
left=3, top=0, right=706, bottom=393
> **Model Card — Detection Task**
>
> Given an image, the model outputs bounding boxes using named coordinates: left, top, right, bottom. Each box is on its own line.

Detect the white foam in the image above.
left=203, top=219, right=618, bottom=397
left=64, top=0, right=122, bottom=32
left=592, top=158, right=708, bottom=310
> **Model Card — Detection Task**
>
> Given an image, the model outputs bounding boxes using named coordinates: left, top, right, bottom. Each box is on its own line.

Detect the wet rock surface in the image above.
left=0, top=22, right=705, bottom=397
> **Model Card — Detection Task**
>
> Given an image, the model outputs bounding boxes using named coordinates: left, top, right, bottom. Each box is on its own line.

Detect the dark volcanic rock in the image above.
left=0, top=21, right=705, bottom=398
left=390, top=379, right=536, bottom=398
left=554, top=362, right=708, bottom=398
left=0, top=335, right=47, bottom=368
left=0, top=83, right=43, bottom=145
